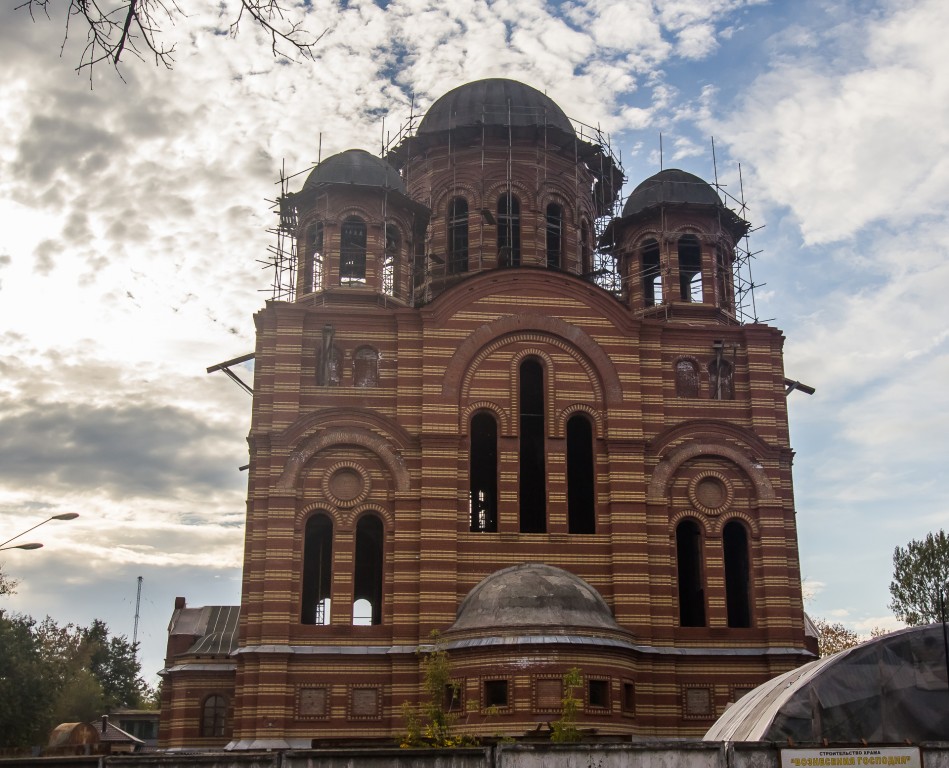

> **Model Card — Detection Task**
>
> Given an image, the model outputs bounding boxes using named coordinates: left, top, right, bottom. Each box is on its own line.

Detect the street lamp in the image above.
left=0, top=512, right=79, bottom=551
left=0, top=542, right=44, bottom=552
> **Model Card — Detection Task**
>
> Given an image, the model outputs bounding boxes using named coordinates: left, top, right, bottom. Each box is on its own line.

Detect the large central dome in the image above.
left=418, top=78, right=575, bottom=136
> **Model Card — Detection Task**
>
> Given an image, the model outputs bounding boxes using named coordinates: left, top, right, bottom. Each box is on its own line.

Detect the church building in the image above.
left=159, top=78, right=813, bottom=748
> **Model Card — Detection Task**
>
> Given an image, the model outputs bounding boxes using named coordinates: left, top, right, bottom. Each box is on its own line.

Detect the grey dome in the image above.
left=418, top=79, right=575, bottom=137
left=303, top=149, right=405, bottom=193
left=622, top=168, right=723, bottom=217
left=450, top=563, right=619, bottom=632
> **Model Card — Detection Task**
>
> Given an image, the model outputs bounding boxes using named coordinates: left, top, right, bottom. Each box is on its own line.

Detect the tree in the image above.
left=400, top=631, right=465, bottom=748
left=0, top=613, right=153, bottom=750
left=889, top=529, right=949, bottom=626
left=812, top=617, right=861, bottom=657
left=15, top=0, right=324, bottom=84
left=0, top=613, right=57, bottom=748
left=550, top=667, right=582, bottom=743
left=0, top=564, right=16, bottom=597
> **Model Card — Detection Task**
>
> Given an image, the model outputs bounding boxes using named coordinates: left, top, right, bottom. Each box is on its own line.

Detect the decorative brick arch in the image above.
left=556, top=403, right=603, bottom=439
left=433, top=182, right=482, bottom=215
left=460, top=401, right=510, bottom=435
left=442, top=314, right=623, bottom=408
left=712, top=512, right=760, bottom=539
left=647, top=442, right=775, bottom=502
left=669, top=511, right=710, bottom=536
left=277, top=427, right=409, bottom=493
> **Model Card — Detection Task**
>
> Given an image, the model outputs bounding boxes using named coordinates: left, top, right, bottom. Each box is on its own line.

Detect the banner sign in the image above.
left=782, top=748, right=921, bottom=768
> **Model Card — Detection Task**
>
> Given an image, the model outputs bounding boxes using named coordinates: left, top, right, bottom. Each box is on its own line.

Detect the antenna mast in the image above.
left=133, top=575, right=143, bottom=650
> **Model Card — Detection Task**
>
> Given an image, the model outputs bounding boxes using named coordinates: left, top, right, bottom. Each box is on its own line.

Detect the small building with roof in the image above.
left=161, top=78, right=813, bottom=749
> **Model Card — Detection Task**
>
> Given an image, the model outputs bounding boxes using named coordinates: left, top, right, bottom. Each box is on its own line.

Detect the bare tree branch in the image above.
left=15, top=0, right=324, bottom=85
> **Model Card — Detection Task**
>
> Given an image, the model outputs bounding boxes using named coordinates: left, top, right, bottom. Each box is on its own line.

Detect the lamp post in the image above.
left=0, top=512, right=79, bottom=551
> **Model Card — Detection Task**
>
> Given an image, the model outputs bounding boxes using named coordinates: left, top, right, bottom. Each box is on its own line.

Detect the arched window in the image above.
left=340, top=216, right=367, bottom=284
left=305, top=221, right=324, bottom=293
left=708, top=357, right=734, bottom=400
left=497, top=192, right=521, bottom=267
left=676, top=519, right=706, bottom=627
left=723, top=521, right=752, bottom=628
left=546, top=203, right=564, bottom=269
left=354, top=346, right=379, bottom=388
left=201, top=694, right=226, bottom=737
left=469, top=412, right=498, bottom=532
left=678, top=235, right=702, bottom=301
left=383, top=224, right=399, bottom=296
left=566, top=414, right=595, bottom=534
left=447, top=198, right=469, bottom=274
left=675, top=359, right=699, bottom=398
left=519, top=359, right=546, bottom=533
left=301, top=513, right=332, bottom=625
left=353, top=514, right=384, bottom=626
left=641, top=238, right=662, bottom=306
left=580, top=220, right=591, bottom=276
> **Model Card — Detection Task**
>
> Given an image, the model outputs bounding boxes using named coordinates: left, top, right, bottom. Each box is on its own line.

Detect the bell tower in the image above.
left=605, top=168, right=748, bottom=321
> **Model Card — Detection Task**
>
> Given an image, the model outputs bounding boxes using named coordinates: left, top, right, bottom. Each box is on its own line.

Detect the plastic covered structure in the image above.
left=706, top=623, right=949, bottom=742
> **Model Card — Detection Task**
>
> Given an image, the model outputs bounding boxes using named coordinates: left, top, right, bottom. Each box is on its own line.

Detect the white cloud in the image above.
left=709, top=0, right=949, bottom=244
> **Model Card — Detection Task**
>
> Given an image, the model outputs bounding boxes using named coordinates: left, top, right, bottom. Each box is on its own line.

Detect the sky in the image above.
left=1, top=0, right=947, bottom=687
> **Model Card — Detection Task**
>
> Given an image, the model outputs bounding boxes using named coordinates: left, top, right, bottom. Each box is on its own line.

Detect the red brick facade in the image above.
left=159, top=79, right=811, bottom=749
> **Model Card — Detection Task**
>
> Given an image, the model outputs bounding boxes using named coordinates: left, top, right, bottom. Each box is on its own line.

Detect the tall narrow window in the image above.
left=519, top=359, right=546, bottom=533
left=201, top=695, right=227, bottom=737
left=715, top=248, right=733, bottom=312
left=546, top=203, right=564, bottom=269
left=469, top=412, right=498, bottom=532
left=497, top=192, right=521, bottom=267
left=678, top=235, right=702, bottom=301
left=307, top=222, right=324, bottom=293
left=340, top=216, right=367, bottom=284
left=580, top=220, right=591, bottom=276
left=301, top=513, right=332, bottom=625
left=447, top=198, right=469, bottom=274
left=676, top=519, right=706, bottom=627
left=383, top=224, right=399, bottom=296
left=641, top=239, right=662, bottom=306
left=353, top=347, right=379, bottom=388
left=723, top=521, right=751, bottom=628
left=566, top=414, right=595, bottom=534
left=353, top=514, right=384, bottom=626
left=708, top=357, right=734, bottom=400
left=675, top=359, right=699, bottom=398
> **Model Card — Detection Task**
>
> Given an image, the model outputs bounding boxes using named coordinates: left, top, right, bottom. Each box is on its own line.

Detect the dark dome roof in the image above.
left=449, top=563, right=619, bottom=632
left=622, top=168, right=723, bottom=217
left=418, top=78, right=575, bottom=137
left=303, top=149, right=405, bottom=193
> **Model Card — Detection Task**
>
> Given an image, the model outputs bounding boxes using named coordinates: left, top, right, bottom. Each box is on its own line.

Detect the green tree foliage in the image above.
left=0, top=614, right=56, bottom=748
left=889, top=529, right=949, bottom=625
left=551, top=667, right=582, bottom=743
left=0, top=565, right=16, bottom=597
left=0, top=607, right=153, bottom=749
left=400, top=631, right=465, bottom=748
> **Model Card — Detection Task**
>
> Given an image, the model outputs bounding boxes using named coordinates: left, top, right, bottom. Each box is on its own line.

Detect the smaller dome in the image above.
left=418, top=78, right=575, bottom=137
left=303, top=149, right=405, bottom=193
left=450, top=563, right=619, bottom=633
left=622, top=168, right=723, bottom=217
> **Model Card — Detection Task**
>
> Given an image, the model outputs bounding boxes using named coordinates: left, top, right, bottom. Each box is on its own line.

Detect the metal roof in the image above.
left=418, top=78, right=575, bottom=136
left=302, top=149, right=405, bottom=193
